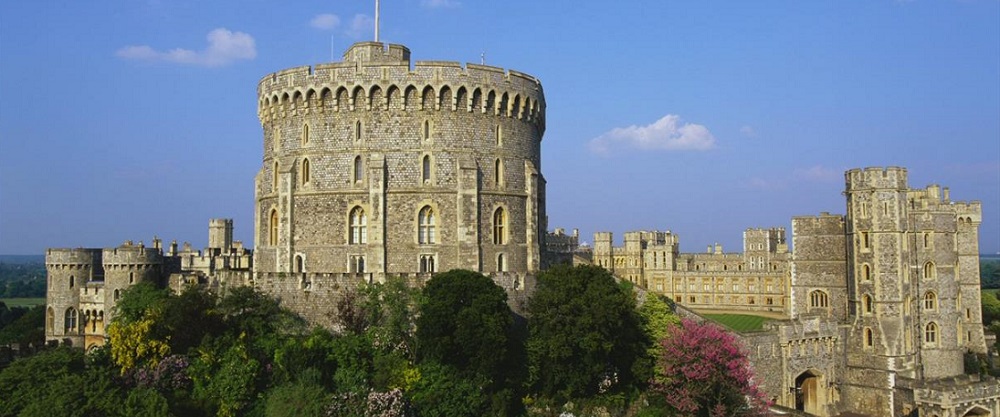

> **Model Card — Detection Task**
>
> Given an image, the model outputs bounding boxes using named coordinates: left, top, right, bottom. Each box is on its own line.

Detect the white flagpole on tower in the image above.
left=375, top=0, right=381, bottom=42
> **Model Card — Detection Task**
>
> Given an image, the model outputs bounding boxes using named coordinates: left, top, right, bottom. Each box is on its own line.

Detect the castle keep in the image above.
left=44, top=41, right=998, bottom=416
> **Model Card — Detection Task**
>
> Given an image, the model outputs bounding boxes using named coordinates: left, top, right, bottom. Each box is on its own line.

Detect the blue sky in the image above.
left=1, top=0, right=998, bottom=255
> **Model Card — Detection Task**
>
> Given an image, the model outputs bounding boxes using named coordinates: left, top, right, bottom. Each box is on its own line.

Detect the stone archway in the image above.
left=795, top=370, right=826, bottom=415
left=962, top=406, right=991, bottom=417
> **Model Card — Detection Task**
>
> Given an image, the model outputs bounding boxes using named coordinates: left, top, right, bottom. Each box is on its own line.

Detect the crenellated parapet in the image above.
left=256, top=42, right=545, bottom=133
left=845, top=166, right=909, bottom=191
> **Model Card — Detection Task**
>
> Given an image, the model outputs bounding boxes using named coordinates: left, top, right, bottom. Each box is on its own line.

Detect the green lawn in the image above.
left=704, top=313, right=768, bottom=332
left=0, top=298, right=45, bottom=308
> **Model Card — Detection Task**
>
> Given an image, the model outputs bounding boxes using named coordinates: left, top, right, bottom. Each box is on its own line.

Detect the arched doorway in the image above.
left=962, top=406, right=990, bottom=416
left=794, top=370, right=824, bottom=415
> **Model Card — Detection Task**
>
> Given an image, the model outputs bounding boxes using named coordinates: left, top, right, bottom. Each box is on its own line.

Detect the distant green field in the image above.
left=704, top=314, right=768, bottom=332
left=984, top=289, right=999, bottom=296
left=0, top=298, right=45, bottom=308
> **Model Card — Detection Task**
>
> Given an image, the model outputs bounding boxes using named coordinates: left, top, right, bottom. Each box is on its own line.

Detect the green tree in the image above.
left=526, top=264, right=649, bottom=400
left=982, top=291, right=1000, bottom=325
left=0, top=304, right=45, bottom=346
left=415, top=269, right=516, bottom=384
left=409, top=362, right=488, bottom=417
left=638, top=292, right=679, bottom=383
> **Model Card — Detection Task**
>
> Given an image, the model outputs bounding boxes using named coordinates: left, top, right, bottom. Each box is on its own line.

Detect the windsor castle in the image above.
left=42, top=41, right=999, bottom=416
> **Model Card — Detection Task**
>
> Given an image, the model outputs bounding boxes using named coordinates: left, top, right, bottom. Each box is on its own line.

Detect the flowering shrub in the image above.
left=652, top=319, right=770, bottom=417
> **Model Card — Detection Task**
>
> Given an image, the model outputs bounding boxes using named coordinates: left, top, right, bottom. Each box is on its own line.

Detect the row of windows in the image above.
left=48, top=307, right=105, bottom=334
left=267, top=206, right=510, bottom=246
left=283, top=122, right=505, bottom=148
left=809, top=290, right=940, bottom=312
left=683, top=295, right=778, bottom=306
left=857, top=262, right=937, bottom=280
left=862, top=322, right=940, bottom=349
left=274, top=156, right=506, bottom=189
left=290, top=253, right=510, bottom=274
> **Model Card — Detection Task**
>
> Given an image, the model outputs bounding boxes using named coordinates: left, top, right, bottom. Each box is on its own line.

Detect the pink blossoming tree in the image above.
left=653, top=318, right=770, bottom=417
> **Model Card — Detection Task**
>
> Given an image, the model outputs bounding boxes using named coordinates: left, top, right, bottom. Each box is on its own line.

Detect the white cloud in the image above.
left=588, top=114, right=716, bottom=155
left=421, top=0, right=460, bottom=8
left=310, top=14, right=341, bottom=30
left=740, top=125, right=758, bottom=138
left=795, top=165, right=840, bottom=182
left=345, top=14, right=375, bottom=39
left=116, top=28, right=256, bottom=67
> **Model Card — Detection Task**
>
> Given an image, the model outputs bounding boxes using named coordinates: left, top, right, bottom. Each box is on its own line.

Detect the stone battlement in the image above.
left=845, top=166, right=908, bottom=190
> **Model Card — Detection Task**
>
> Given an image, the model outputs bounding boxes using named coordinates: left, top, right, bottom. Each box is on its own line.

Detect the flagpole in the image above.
left=375, top=0, right=380, bottom=42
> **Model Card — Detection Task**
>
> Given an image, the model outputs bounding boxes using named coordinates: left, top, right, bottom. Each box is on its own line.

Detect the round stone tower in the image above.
left=254, top=42, right=546, bottom=279
left=45, top=248, right=102, bottom=346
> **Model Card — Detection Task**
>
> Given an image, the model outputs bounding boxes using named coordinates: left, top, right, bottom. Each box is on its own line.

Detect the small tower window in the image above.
left=129, top=272, right=134, bottom=284
left=495, top=125, right=502, bottom=146
left=809, top=290, right=829, bottom=308
left=273, top=161, right=280, bottom=192
left=418, top=206, right=436, bottom=244
left=423, top=120, right=431, bottom=140
left=422, top=155, right=431, bottom=183
left=354, top=156, right=364, bottom=183
left=497, top=253, right=506, bottom=272
left=64, top=308, right=77, bottom=333
left=355, top=121, right=362, bottom=141
left=862, top=264, right=871, bottom=281
left=493, top=208, right=507, bottom=245
left=302, top=123, right=309, bottom=145
left=494, top=158, right=503, bottom=187
left=863, top=294, right=873, bottom=314
left=269, top=209, right=279, bottom=246
left=420, top=255, right=436, bottom=273
left=69, top=275, right=75, bottom=289
left=923, top=262, right=935, bottom=280
left=294, top=255, right=304, bottom=273
left=301, top=159, right=310, bottom=185
left=864, top=328, right=874, bottom=348
left=350, top=256, right=366, bottom=273
left=924, top=291, right=937, bottom=310
left=349, top=207, right=367, bottom=245
left=861, top=232, right=870, bottom=249
left=924, top=322, right=938, bottom=345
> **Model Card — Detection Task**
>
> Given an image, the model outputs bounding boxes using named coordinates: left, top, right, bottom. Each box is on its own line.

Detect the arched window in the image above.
left=809, top=290, right=829, bottom=308
left=69, top=275, right=75, bottom=289
left=493, top=208, right=506, bottom=245
left=494, top=158, right=503, bottom=186
left=923, top=233, right=930, bottom=248
left=301, top=158, right=310, bottom=185
left=355, top=120, right=362, bottom=141
left=269, top=209, right=279, bottom=246
left=351, top=256, right=366, bottom=273
left=354, top=156, right=364, bottom=183
left=495, top=125, right=502, bottom=146
left=418, top=206, right=436, bottom=244
left=420, top=255, right=436, bottom=273
left=64, top=308, right=77, bottom=333
left=349, top=207, right=367, bottom=245
left=924, top=291, right=937, bottom=310
left=497, top=253, right=506, bottom=272
left=923, top=262, right=935, bottom=280
left=114, top=289, right=120, bottom=301
left=863, top=294, right=873, bottom=314
left=864, top=327, right=874, bottom=348
left=862, top=264, right=871, bottom=281
left=423, top=120, right=430, bottom=140
left=924, top=322, right=937, bottom=344
left=273, top=161, right=280, bottom=192
left=422, top=155, right=431, bottom=183
left=302, top=123, right=309, bottom=145
left=294, top=255, right=304, bottom=273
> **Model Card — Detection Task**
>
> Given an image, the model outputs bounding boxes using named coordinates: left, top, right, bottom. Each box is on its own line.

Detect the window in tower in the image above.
left=350, top=256, right=366, bottom=273
left=64, top=308, right=77, bottom=333
left=354, top=156, right=364, bottom=183
left=862, top=264, right=871, bottom=281
left=302, top=123, right=309, bottom=145
left=924, top=322, right=937, bottom=345
left=355, top=120, right=362, bottom=141
left=495, top=125, right=502, bottom=146
left=861, top=232, right=870, bottom=249
left=923, top=262, right=935, bottom=280
left=418, top=206, right=436, bottom=244
left=301, top=158, right=310, bottom=185
left=809, top=290, right=829, bottom=308
left=423, top=120, right=430, bottom=141
left=422, top=155, right=431, bottom=184
left=863, top=294, right=873, bottom=314
left=349, top=207, right=367, bottom=245
left=495, top=158, right=503, bottom=187
left=924, top=291, right=937, bottom=310
left=864, top=328, right=874, bottom=348
left=273, top=162, right=280, bottom=192
left=497, top=253, right=506, bottom=272
left=923, top=232, right=931, bottom=249
left=69, top=275, right=75, bottom=289
left=493, top=207, right=507, bottom=245
left=269, top=209, right=279, bottom=246
left=420, top=255, right=436, bottom=273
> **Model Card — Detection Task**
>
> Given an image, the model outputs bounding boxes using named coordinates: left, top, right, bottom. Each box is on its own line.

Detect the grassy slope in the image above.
left=703, top=313, right=767, bottom=332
